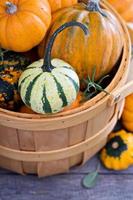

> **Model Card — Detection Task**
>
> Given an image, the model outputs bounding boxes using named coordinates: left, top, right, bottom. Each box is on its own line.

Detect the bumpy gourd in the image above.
left=19, top=21, right=88, bottom=114
left=122, top=94, right=133, bottom=132
left=0, top=49, right=31, bottom=110
left=0, top=0, right=51, bottom=52
left=38, top=0, right=123, bottom=82
left=108, top=0, right=133, bottom=22
left=100, top=130, right=133, bottom=170
left=48, top=0, right=77, bottom=12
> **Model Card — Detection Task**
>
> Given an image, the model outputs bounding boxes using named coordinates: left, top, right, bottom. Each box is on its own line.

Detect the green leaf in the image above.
left=92, top=67, right=96, bottom=82
left=82, top=166, right=99, bottom=189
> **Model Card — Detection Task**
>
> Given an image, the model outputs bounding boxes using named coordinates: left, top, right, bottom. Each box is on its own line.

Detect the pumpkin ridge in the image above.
left=42, top=82, right=52, bottom=113
left=63, top=11, right=86, bottom=62
left=18, top=74, right=31, bottom=92
left=52, top=10, right=79, bottom=60
left=65, top=75, right=79, bottom=93
left=16, top=10, right=46, bottom=32
left=3, top=15, right=11, bottom=50
left=57, top=69, right=79, bottom=93
left=24, top=73, right=42, bottom=107
left=18, top=9, right=49, bottom=27
left=70, top=11, right=89, bottom=74
left=97, top=12, right=111, bottom=76
left=53, top=76, right=68, bottom=107
left=15, top=12, right=46, bottom=50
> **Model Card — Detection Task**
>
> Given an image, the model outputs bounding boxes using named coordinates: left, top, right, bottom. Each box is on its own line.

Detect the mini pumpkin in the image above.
left=19, top=105, right=35, bottom=114
left=63, top=92, right=83, bottom=111
left=38, top=0, right=123, bottom=82
left=19, top=21, right=88, bottom=114
left=108, top=0, right=133, bottom=22
left=0, top=0, right=51, bottom=52
left=48, top=0, right=77, bottom=13
left=122, top=94, right=133, bottom=132
left=0, top=49, right=31, bottom=110
left=100, top=130, right=133, bottom=170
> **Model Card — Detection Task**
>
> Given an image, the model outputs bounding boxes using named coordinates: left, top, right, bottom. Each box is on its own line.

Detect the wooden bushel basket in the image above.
left=0, top=0, right=133, bottom=177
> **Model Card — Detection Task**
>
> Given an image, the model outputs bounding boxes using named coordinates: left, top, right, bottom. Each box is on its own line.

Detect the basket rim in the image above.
left=0, top=0, right=131, bottom=121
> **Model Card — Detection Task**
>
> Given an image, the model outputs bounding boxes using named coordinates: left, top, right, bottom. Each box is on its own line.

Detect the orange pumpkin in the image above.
left=48, top=0, right=77, bottom=13
left=38, top=1, right=123, bottom=82
left=122, top=94, right=133, bottom=132
left=0, top=0, right=51, bottom=52
left=63, top=92, right=83, bottom=111
left=19, top=105, right=35, bottom=114
left=108, top=0, right=133, bottom=22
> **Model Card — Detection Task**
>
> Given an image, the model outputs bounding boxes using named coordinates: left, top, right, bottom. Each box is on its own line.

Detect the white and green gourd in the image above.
left=18, top=21, right=88, bottom=114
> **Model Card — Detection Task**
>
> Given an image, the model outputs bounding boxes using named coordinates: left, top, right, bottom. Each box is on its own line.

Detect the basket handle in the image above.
left=0, top=106, right=118, bottom=162
left=108, top=80, right=133, bottom=106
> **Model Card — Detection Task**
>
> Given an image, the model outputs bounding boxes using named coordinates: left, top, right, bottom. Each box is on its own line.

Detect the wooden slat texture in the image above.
left=34, top=129, right=69, bottom=177
left=17, top=130, right=37, bottom=174
left=68, top=122, right=87, bottom=167
left=82, top=105, right=115, bottom=164
left=0, top=126, right=23, bottom=174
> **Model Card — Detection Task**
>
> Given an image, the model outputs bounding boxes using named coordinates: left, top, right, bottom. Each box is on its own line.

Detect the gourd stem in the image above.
left=86, top=0, right=106, bottom=17
left=112, top=142, right=119, bottom=149
left=6, top=1, right=17, bottom=14
left=42, top=21, right=89, bottom=72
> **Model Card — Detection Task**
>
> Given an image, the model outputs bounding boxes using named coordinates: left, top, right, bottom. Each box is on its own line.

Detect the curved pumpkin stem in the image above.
left=42, top=21, right=89, bottom=72
left=86, top=0, right=106, bottom=17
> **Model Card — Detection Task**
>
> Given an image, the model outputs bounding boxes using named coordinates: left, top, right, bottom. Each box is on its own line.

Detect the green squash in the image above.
left=0, top=49, right=31, bottom=110
left=19, top=21, right=88, bottom=114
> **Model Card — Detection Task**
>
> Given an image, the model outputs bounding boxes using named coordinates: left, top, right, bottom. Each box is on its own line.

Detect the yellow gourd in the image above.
left=100, top=130, right=133, bottom=170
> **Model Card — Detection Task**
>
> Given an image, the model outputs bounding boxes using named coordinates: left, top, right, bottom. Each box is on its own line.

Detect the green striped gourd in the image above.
left=18, top=21, right=88, bottom=114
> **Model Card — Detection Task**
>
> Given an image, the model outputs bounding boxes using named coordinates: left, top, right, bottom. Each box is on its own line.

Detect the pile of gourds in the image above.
left=0, top=0, right=124, bottom=113
left=0, top=0, right=133, bottom=171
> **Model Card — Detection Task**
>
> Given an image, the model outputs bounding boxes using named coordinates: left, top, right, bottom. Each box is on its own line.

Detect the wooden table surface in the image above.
left=1, top=153, right=133, bottom=200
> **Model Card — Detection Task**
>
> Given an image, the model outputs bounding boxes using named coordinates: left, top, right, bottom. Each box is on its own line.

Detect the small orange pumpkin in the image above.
left=108, top=0, right=133, bottom=22
left=38, top=0, right=123, bottom=82
left=122, top=94, right=133, bottom=132
left=48, top=0, right=77, bottom=13
left=63, top=92, right=83, bottom=111
left=19, top=105, right=35, bottom=114
left=0, top=0, right=51, bottom=52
